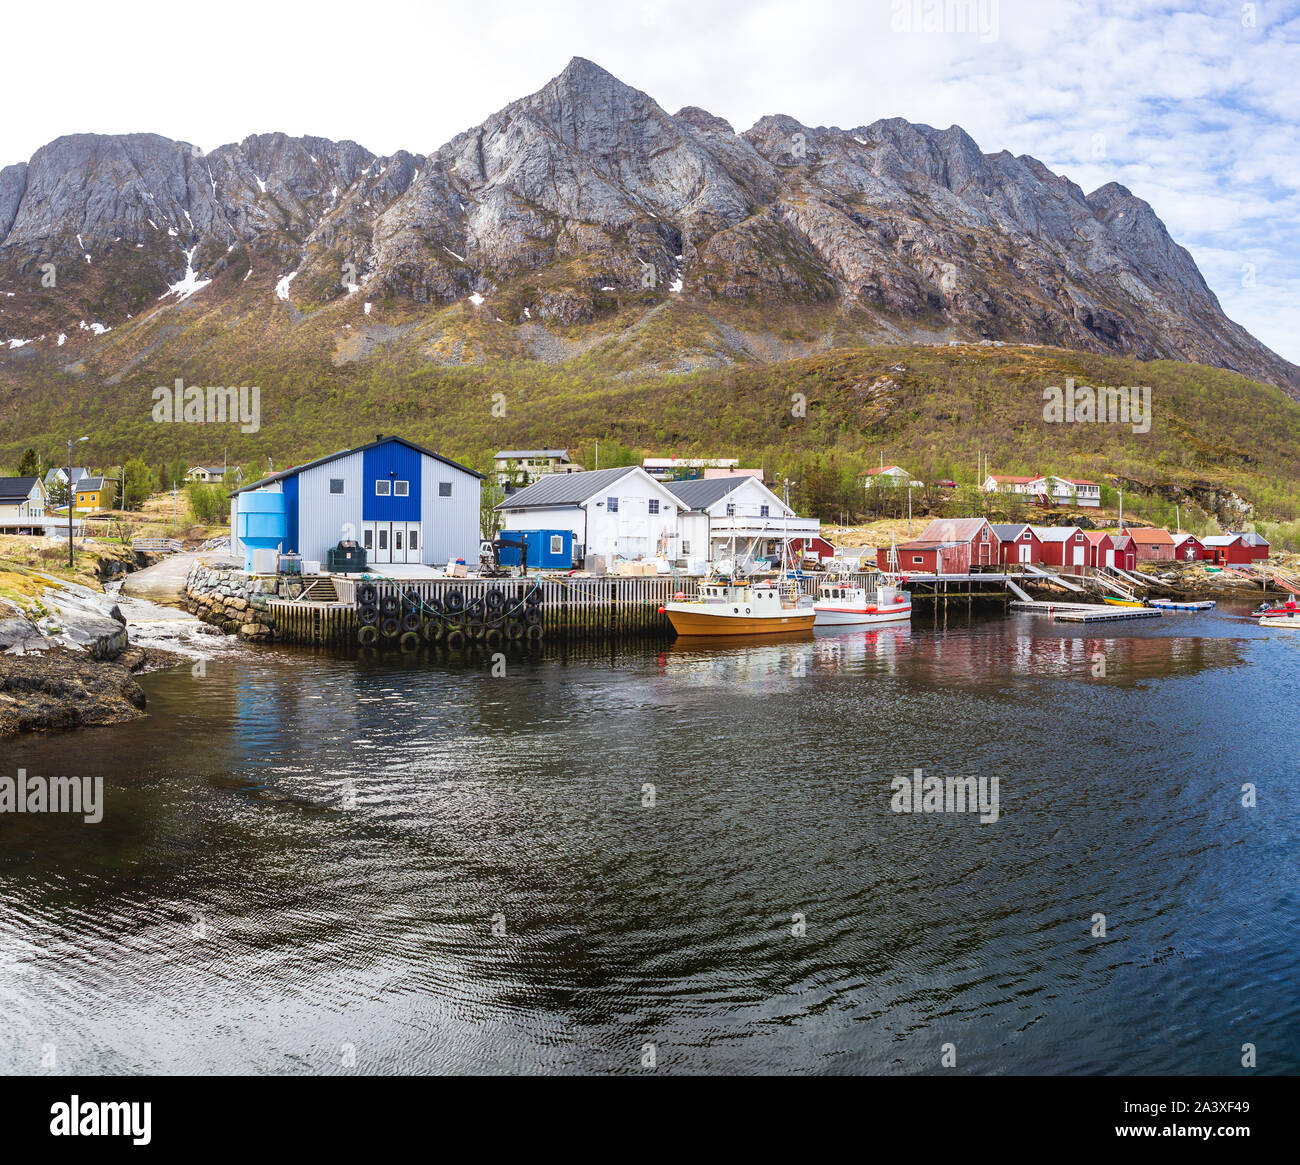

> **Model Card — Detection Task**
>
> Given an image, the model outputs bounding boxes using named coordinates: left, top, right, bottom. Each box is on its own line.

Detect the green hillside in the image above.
left=2, top=290, right=1298, bottom=539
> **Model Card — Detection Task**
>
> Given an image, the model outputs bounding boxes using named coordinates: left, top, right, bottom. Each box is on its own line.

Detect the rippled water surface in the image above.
left=2, top=603, right=1297, bottom=1074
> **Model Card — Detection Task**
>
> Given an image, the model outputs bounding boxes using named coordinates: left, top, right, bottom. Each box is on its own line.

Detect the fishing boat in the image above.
left=662, top=578, right=815, bottom=636
left=1253, top=596, right=1299, bottom=619
left=1258, top=613, right=1300, bottom=628
left=663, top=530, right=816, bottom=637
left=813, top=574, right=912, bottom=626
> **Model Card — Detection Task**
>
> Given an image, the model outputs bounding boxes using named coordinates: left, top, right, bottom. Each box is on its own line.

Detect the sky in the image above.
left=4, top=0, right=1296, bottom=362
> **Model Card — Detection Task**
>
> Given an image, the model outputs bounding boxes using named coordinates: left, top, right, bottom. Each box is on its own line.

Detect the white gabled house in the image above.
left=864, top=464, right=921, bottom=488
left=0, top=476, right=49, bottom=533
left=495, top=466, right=687, bottom=566
left=981, top=473, right=1100, bottom=507
left=666, top=475, right=820, bottom=564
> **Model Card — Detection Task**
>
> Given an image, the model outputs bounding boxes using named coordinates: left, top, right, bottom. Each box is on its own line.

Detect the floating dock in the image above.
left=1010, top=600, right=1163, bottom=623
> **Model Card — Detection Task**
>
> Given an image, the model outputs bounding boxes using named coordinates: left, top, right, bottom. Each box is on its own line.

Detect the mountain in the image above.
left=0, top=56, right=1296, bottom=440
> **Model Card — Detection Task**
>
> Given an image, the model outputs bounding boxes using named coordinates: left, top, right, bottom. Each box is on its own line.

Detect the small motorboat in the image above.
left=813, top=574, right=912, bottom=626
left=1254, top=596, right=1299, bottom=618
left=1259, top=614, right=1300, bottom=628
left=1102, top=596, right=1146, bottom=607
left=1148, top=599, right=1215, bottom=611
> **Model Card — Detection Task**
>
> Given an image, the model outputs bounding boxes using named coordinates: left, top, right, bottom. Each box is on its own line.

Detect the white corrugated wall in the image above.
left=420, top=456, right=482, bottom=565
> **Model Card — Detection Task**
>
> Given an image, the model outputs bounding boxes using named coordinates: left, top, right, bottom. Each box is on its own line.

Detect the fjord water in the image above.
left=2, top=603, right=1296, bottom=1076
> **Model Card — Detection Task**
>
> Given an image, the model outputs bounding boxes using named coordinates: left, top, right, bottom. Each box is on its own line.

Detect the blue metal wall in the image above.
left=282, top=474, right=300, bottom=553
left=362, top=440, right=421, bottom=521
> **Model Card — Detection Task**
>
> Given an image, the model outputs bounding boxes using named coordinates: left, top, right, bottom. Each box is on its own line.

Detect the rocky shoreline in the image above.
left=0, top=564, right=223, bottom=738
left=0, top=643, right=187, bottom=736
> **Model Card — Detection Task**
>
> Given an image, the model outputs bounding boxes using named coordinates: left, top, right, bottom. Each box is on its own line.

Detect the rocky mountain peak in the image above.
left=0, top=58, right=1293, bottom=395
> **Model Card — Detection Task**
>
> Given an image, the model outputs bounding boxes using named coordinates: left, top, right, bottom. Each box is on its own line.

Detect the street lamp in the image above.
left=67, top=436, right=88, bottom=569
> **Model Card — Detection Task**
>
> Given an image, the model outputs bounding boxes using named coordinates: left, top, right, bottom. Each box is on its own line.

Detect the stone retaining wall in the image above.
left=182, top=562, right=280, bottom=640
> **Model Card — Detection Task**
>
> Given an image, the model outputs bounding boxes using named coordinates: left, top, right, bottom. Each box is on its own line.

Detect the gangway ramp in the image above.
left=1025, top=564, right=1086, bottom=593
left=1005, top=578, right=1034, bottom=602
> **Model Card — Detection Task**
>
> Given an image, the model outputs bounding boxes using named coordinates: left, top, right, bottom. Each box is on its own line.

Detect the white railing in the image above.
left=132, top=537, right=184, bottom=552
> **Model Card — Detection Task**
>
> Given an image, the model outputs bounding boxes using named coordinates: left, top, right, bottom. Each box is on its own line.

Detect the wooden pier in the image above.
left=1010, top=600, right=1162, bottom=623
left=259, top=567, right=1118, bottom=647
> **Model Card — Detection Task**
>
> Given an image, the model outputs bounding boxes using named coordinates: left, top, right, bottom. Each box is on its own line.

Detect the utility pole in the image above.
left=907, top=485, right=913, bottom=536
left=66, top=435, right=87, bottom=569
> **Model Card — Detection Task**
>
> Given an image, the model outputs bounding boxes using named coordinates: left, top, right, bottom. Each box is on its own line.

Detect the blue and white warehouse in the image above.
left=230, top=435, right=483, bottom=568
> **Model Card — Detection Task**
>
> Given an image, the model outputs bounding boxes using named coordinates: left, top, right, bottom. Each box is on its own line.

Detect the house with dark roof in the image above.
left=665, top=475, right=818, bottom=564
left=991, top=523, right=1043, bottom=565
left=0, top=476, right=49, bottom=532
left=45, top=466, right=91, bottom=490
left=73, top=476, right=115, bottom=512
left=495, top=466, right=686, bottom=567
left=492, top=449, right=583, bottom=488
left=230, top=435, right=482, bottom=568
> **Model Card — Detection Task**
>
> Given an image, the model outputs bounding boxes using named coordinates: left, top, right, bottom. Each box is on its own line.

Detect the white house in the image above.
left=981, top=473, right=1100, bottom=507
left=496, top=466, right=686, bottom=567
left=187, top=464, right=243, bottom=485
left=864, top=464, right=922, bottom=488
left=230, top=435, right=483, bottom=569
left=44, top=466, right=90, bottom=490
left=0, top=476, right=49, bottom=532
left=494, top=449, right=584, bottom=488
left=666, top=475, right=820, bottom=564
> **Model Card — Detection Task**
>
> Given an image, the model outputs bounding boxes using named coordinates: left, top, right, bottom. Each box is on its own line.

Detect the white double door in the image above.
left=364, top=521, right=421, bottom=565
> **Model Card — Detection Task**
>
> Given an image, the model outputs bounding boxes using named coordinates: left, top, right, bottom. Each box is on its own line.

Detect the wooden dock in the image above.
left=1010, top=600, right=1162, bottom=623
left=260, top=568, right=1111, bottom=647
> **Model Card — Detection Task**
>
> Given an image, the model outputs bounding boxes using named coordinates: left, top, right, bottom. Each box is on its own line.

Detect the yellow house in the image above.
left=74, top=476, right=115, bottom=512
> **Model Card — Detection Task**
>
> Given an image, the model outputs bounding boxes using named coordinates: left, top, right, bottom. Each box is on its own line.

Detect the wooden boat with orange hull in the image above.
left=662, top=580, right=815, bottom=637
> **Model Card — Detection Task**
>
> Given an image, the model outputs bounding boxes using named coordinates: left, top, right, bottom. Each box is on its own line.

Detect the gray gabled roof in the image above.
left=990, top=523, right=1031, bottom=540
left=664, top=476, right=751, bottom=511
left=45, top=466, right=89, bottom=485
left=496, top=465, right=646, bottom=510
left=493, top=449, right=570, bottom=461
left=232, top=435, right=483, bottom=496
left=0, top=476, right=42, bottom=503
left=75, top=476, right=105, bottom=491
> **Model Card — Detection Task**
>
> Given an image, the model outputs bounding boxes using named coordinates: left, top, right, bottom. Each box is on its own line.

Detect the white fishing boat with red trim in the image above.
left=813, top=574, right=912, bottom=626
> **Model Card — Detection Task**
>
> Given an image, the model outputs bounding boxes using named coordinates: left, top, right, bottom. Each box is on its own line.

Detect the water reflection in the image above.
left=1, top=600, right=1295, bottom=1075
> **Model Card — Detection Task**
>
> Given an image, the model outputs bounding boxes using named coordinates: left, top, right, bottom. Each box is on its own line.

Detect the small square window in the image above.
left=394, top=480, right=409, bottom=497
left=329, top=478, right=344, bottom=494
left=607, top=497, right=618, bottom=513
left=912, top=555, right=924, bottom=564
left=438, top=482, right=452, bottom=498
left=648, top=498, right=659, bottom=515
left=375, top=480, right=391, bottom=496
